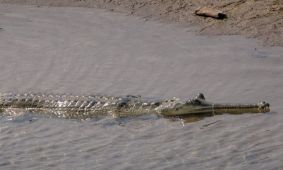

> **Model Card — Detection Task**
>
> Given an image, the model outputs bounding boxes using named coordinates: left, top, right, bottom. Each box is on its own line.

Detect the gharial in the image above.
left=0, top=93, right=270, bottom=120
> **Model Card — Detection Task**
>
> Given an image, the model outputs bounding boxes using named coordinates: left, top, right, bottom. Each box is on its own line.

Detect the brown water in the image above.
left=0, top=4, right=283, bottom=169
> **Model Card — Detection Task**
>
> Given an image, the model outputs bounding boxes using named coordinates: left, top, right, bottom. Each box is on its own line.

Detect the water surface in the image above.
left=0, top=4, right=283, bottom=169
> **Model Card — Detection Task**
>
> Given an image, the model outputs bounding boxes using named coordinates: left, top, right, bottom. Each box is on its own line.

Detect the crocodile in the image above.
left=0, top=93, right=270, bottom=120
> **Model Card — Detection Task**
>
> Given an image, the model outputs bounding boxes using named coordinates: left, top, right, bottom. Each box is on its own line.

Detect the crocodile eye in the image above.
left=197, top=93, right=205, bottom=100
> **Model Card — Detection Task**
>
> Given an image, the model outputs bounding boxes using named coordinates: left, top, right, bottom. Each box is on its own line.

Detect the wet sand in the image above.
left=0, top=4, right=283, bottom=169
left=1, top=0, right=283, bottom=46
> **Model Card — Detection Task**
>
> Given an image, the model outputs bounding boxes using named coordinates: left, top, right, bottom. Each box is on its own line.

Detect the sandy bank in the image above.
left=0, top=0, right=282, bottom=46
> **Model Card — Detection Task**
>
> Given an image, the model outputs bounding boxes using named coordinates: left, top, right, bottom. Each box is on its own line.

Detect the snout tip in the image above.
left=258, top=101, right=270, bottom=113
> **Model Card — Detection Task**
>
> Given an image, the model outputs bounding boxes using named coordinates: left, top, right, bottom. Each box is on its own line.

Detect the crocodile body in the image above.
left=0, top=93, right=270, bottom=120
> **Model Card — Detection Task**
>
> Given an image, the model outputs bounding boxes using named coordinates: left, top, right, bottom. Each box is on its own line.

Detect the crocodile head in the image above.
left=160, top=93, right=270, bottom=117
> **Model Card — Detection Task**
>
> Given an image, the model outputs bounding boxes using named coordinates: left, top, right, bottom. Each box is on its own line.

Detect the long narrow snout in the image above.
left=160, top=100, right=270, bottom=117
left=212, top=101, right=270, bottom=114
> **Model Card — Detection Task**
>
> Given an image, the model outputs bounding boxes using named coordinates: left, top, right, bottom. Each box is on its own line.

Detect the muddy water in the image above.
left=0, top=4, right=283, bottom=169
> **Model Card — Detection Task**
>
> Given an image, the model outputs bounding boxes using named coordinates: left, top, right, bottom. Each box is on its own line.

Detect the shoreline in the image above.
left=0, top=0, right=282, bottom=46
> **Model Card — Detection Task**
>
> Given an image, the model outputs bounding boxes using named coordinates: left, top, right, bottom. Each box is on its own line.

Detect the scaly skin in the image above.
left=0, top=93, right=270, bottom=119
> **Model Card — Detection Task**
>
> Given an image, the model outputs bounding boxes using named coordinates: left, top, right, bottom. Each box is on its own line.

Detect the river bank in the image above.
left=1, top=0, right=282, bottom=46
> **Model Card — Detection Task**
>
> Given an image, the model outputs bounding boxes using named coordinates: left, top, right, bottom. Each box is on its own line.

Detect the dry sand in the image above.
left=0, top=0, right=282, bottom=46
left=0, top=4, right=283, bottom=170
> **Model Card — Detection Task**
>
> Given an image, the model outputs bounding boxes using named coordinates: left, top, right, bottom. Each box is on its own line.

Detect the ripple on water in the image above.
left=1, top=112, right=283, bottom=169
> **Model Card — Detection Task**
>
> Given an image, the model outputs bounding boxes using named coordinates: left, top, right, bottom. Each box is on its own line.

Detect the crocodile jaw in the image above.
left=160, top=101, right=270, bottom=117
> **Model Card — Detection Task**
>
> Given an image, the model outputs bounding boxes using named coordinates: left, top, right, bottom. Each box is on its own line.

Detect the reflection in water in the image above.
left=1, top=108, right=282, bottom=170
left=0, top=108, right=269, bottom=125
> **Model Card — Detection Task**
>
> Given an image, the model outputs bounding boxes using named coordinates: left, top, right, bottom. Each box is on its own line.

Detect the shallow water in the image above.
left=1, top=111, right=283, bottom=170
left=0, top=4, right=283, bottom=170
